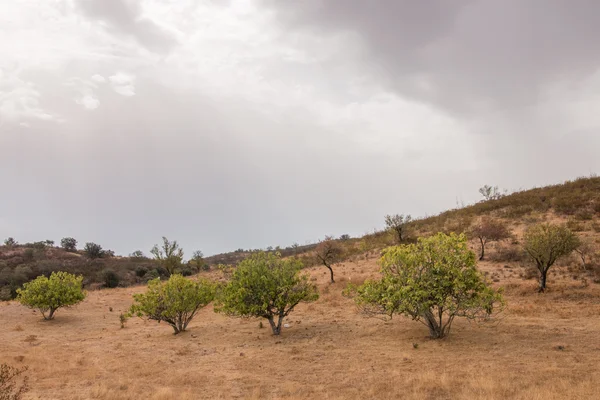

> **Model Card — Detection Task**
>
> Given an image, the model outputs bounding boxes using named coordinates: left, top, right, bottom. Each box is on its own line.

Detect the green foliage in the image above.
left=16, top=272, right=86, bottom=320
left=523, top=223, right=580, bottom=292
left=189, top=250, right=209, bottom=272
left=3, top=238, right=17, bottom=248
left=84, top=242, right=104, bottom=259
left=0, top=363, right=29, bottom=400
left=60, top=237, right=77, bottom=252
left=215, top=252, right=319, bottom=335
left=351, top=233, right=504, bottom=339
left=129, top=250, right=146, bottom=259
left=128, top=274, right=215, bottom=334
left=100, top=269, right=120, bottom=288
left=151, top=237, right=184, bottom=276
left=385, top=214, right=413, bottom=243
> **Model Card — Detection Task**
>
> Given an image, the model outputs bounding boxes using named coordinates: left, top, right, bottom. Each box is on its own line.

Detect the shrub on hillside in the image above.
left=524, top=223, right=580, bottom=292
left=17, top=271, right=86, bottom=320
left=84, top=242, right=104, bottom=259
left=0, top=363, right=29, bottom=400
left=128, top=274, right=215, bottom=334
left=100, top=269, right=120, bottom=288
left=60, top=237, right=77, bottom=252
left=215, top=252, right=319, bottom=335
left=349, top=233, right=504, bottom=339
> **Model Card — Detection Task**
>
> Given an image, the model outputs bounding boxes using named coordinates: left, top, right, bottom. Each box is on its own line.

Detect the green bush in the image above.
left=16, top=272, right=86, bottom=320
left=60, top=237, right=77, bottom=252
left=135, top=266, right=148, bottom=278
left=128, top=274, right=215, bottom=334
left=150, top=237, right=184, bottom=276
left=84, top=242, right=104, bottom=259
left=215, top=252, right=319, bottom=335
left=350, top=233, right=504, bottom=339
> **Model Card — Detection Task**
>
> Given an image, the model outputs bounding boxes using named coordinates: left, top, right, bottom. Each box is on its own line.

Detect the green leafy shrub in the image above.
left=0, top=363, right=29, bottom=400
left=524, top=223, right=580, bottom=292
left=349, top=233, right=504, bottom=339
left=128, top=274, right=215, bottom=334
left=16, top=272, right=86, bottom=320
left=215, top=252, right=319, bottom=335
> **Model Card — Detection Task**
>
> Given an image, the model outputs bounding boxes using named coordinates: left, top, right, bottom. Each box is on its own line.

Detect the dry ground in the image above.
left=2, top=256, right=600, bottom=400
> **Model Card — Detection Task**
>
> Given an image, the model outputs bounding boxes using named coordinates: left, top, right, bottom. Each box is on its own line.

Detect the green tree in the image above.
left=84, top=242, right=104, bottom=259
left=60, top=237, right=77, bottom=252
left=16, top=272, right=86, bottom=320
left=215, top=252, right=318, bottom=335
left=151, top=237, right=184, bottom=276
left=351, top=233, right=503, bottom=339
left=188, top=250, right=209, bottom=271
left=470, top=217, right=510, bottom=260
left=315, top=237, right=344, bottom=283
left=3, top=237, right=17, bottom=248
left=523, top=223, right=580, bottom=292
left=128, top=274, right=215, bottom=334
left=384, top=214, right=412, bottom=243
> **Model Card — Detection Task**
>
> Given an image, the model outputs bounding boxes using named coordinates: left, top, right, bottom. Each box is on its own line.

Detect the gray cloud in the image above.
left=2, top=0, right=600, bottom=256
left=76, top=0, right=177, bottom=53
left=261, top=0, right=600, bottom=116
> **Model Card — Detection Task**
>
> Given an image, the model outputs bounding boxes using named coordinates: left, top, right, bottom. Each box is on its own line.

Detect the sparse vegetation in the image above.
left=215, top=252, right=318, bottom=335
left=478, top=185, right=505, bottom=201
left=523, top=224, right=580, bottom=292
left=128, top=274, right=215, bottom=334
left=16, top=272, right=86, bottom=320
left=351, top=233, right=504, bottom=338
left=0, top=363, right=29, bottom=400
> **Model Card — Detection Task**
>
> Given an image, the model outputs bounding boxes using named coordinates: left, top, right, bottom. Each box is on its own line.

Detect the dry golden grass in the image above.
left=2, top=256, right=600, bottom=400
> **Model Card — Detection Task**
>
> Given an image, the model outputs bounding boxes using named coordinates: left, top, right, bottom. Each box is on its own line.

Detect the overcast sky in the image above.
left=1, top=0, right=599, bottom=257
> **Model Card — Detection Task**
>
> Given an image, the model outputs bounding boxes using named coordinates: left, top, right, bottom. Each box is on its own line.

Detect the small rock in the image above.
left=239, top=352, right=245, bottom=356
left=283, top=323, right=290, bottom=328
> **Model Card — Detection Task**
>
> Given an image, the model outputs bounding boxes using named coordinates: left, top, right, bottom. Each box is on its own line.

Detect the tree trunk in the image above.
left=479, top=238, right=485, bottom=261
left=46, top=308, right=57, bottom=320
left=538, top=268, right=548, bottom=293
left=423, top=310, right=443, bottom=338
left=267, top=316, right=283, bottom=335
left=326, top=265, right=335, bottom=283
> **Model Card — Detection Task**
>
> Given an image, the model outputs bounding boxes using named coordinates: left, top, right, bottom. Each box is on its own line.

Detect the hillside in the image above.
left=2, top=175, right=600, bottom=301
left=2, top=175, right=600, bottom=399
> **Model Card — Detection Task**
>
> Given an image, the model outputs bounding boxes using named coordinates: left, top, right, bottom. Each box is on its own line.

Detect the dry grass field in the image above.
left=2, top=254, right=600, bottom=400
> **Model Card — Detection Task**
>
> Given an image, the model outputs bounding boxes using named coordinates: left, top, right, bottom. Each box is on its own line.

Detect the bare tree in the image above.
left=470, top=217, right=510, bottom=260
left=315, top=237, right=344, bottom=283
left=384, top=214, right=412, bottom=243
